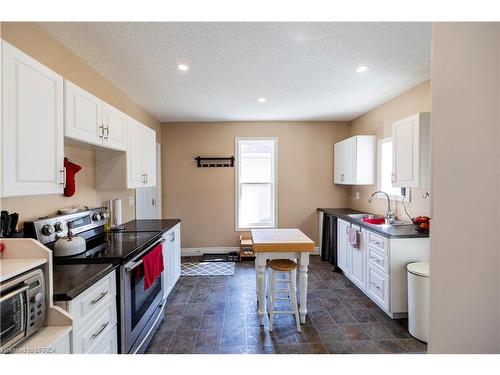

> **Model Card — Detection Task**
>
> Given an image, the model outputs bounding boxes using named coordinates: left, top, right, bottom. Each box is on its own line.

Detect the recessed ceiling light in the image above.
left=177, top=64, right=189, bottom=71
left=356, top=65, right=368, bottom=73
left=257, top=97, right=266, bottom=103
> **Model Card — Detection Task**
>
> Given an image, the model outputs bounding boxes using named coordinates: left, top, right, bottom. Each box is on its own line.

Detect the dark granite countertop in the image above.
left=120, top=219, right=181, bottom=233
left=317, top=208, right=429, bottom=239
left=53, top=263, right=117, bottom=301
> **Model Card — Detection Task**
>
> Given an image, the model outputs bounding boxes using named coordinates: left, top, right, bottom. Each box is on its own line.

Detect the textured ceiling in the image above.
left=38, top=22, right=431, bottom=122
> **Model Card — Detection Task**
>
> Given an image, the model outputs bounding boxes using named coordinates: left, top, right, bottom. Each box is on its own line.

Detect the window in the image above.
left=235, top=137, right=277, bottom=230
left=378, top=138, right=409, bottom=201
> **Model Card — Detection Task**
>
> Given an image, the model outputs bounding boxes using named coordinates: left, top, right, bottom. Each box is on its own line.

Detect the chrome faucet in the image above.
left=368, top=191, right=395, bottom=222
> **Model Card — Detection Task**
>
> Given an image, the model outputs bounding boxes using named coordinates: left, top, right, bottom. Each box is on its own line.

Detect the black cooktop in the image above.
left=53, top=230, right=162, bottom=265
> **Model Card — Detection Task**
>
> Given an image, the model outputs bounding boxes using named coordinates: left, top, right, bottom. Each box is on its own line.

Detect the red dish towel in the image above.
left=143, top=243, right=164, bottom=290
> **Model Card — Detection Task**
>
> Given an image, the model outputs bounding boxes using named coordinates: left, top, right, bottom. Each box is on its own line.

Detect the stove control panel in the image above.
left=24, top=207, right=109, bottom=245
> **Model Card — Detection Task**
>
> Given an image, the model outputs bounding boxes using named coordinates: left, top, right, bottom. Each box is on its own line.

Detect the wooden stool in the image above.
left=268, top=259, right=301, bottom=332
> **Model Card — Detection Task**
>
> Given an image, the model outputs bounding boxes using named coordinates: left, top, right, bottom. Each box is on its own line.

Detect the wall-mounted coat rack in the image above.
left=195, top=156, right=234, bottom=168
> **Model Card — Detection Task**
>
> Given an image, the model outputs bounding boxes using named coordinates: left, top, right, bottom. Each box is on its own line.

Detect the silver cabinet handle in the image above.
left=91, top=321, right=109, bottom=340
left=99, top=125, right=104, bottom=139
left=90, top=291, right=108, bottom=306
left=391, top=173, right=396, bottom=182
left=170, top=231, right=175, bottom=242
left=369, top=281, right=381, bottom=290
left=60, top=168, right=66, bottom=187
left=104, top=126, right=110, bottom=140
left=145, top=173, right=148, bottom=184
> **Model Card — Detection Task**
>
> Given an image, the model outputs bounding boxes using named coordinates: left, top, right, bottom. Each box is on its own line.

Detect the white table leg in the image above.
left=256, top=253, right=267, bottom=325
left=298, top=252, right=310, bottom=324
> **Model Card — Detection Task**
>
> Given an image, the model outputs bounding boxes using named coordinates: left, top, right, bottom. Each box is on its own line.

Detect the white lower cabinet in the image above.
left=337, top=219, right=429, bottom=318
left=337, top=219, right=350, bottom=272
left=162, top=223, right=181, bottom=299
left=366, top=263, right=390, bottom=311
left=56, top=270, right=118, bottom=353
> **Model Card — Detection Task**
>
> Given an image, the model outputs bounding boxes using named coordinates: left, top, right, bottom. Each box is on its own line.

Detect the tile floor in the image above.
left=145, top=256, right=427, bottom=354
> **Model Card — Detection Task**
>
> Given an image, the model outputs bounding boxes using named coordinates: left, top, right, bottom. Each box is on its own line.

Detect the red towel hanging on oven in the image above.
left=142, top=243, right=164, bottom=290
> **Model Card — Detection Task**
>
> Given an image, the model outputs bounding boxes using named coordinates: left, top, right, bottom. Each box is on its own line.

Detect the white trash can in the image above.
left=407, top=262, right=430, bottom=343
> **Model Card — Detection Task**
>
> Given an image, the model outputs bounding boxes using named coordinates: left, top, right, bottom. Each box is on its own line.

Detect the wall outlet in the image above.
left=128, top=196, right=134, bottom=207
left=355, top=192, right=360, bottom=200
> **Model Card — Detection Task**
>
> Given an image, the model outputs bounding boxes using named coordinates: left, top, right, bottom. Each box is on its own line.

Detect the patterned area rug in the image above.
left=181, top=262, right=235, bottom=276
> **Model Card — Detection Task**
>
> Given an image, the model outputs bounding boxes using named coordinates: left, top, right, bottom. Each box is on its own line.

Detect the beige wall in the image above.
left=347, top=80, right=432, bottom=219
left=429, top=23, right=500, bottom=353
left=0, top=22, right=161, bottom=226
left=162, top=121, right=351, bottom=248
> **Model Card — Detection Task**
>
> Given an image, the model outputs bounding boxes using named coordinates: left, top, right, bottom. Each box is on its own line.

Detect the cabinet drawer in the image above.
left=368, top=246, right=389, bottom=273
left=69, top=270, right=116, bottom=330
left=73, top=302, right=117, bottom=353
left=366, top=264, right=389, bottom=311
left=366, top=231, right=388, bottom=254
left=87, top=325, right=118, bottom=354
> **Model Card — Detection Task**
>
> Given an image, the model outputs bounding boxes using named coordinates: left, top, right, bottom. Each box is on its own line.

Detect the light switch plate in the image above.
left=355, top=192, right=360, bottom=200
left=128, top=196, right=134, bottom=206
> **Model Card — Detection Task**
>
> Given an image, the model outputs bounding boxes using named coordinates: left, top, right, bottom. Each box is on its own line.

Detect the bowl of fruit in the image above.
left=412, top=216, right=430, bottom=233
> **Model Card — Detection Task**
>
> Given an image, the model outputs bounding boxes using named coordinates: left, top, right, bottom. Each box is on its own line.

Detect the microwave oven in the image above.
left=0, top=268, right=46, bottom=353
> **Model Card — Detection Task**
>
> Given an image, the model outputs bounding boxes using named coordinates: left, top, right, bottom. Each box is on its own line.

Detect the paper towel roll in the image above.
left=112, top=199, right=122, bottom=226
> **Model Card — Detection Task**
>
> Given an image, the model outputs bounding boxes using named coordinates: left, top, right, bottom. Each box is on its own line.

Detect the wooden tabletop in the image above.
left=251, top=228, right=315, bottom=252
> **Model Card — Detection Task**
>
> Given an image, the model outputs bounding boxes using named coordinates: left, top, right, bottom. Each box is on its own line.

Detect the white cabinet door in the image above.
left=142, top=125, right=157, bottom=187
left=392, top=113, right=430, bottom=188
left=126, top=118, right=145, bottom=188
left=173, top=224, right=181, bottom=283
left=392, top=115, right=417, bottom=186
left=334, top=139, right=353, bottom=183
left=65, top=80, right=103, bottom=146
left=1, top=41, right=64, bottom=197
left=349, top=225, right=366, bottom=291
left=102, top=102, right=127, bottom=151
left=337, top=219, right=350, bottom=273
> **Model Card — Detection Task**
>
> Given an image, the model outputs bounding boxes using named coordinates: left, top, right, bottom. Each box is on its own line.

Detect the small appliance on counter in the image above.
left=0, top=268, right=46, bottom=352
left=0, top=211, right=20, bottom=238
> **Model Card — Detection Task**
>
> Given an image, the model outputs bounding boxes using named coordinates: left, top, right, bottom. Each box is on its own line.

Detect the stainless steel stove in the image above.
left=24, top=208, right=167, bottom=354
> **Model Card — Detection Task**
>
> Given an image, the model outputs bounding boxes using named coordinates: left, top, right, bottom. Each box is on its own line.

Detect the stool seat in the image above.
left=269, top=259, right=298, bottom=272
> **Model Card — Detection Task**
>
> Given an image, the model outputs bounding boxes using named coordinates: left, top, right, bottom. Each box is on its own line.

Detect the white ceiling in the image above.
left=38, top=22, right=431, bottom=122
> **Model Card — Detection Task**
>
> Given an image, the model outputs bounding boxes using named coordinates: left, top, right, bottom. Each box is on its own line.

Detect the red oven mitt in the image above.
left=64, top=157, right=82, bottom=197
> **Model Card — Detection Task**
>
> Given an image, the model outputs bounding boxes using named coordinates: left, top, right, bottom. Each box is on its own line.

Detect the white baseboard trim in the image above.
left=182, top=246, right=320, bottom=257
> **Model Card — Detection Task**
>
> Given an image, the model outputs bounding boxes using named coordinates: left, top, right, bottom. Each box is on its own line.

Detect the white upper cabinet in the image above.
left=392, top=113, right=430, bottom=188
left=334, top=135, right=376, bottom=185
left=1, top=41, right=64, bottom=197
left=102, top=102, right=127, bottom=150
left=65, top=81, right=127, bottom=151
left=65, top=80, right=102, bottom=145
left=127, top=119, right=156, bottom=188
left=142, top=125, right=156, bottom=187
left=96, top=117, right=156, bottom=189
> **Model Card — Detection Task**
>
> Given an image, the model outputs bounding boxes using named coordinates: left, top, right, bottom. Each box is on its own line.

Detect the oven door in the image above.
left=0, top=284, right=28, bottom=353
left=121, top=239, right=166, bottom=353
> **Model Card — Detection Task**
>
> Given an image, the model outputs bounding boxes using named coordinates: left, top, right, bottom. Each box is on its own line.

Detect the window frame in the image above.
left=377, top=137, right=411, bottom=202
left=235, top=137, right=278, bottom=231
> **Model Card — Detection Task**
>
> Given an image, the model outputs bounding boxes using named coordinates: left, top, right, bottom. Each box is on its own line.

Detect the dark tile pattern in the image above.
left=146, top=256, right=427, bottom=354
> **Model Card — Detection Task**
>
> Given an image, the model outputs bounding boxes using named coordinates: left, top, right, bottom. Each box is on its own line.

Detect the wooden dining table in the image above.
left=251, top=228, right=315, bottom=325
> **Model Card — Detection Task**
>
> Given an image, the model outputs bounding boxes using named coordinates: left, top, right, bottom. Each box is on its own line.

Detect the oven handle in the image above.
left=124, top=239, right=166, bottom=272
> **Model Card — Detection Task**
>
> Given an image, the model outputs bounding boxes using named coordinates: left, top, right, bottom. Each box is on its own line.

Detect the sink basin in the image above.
left=346, top=213, right=412, bottom=226
left=346, top=213, right=383, bottom=220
